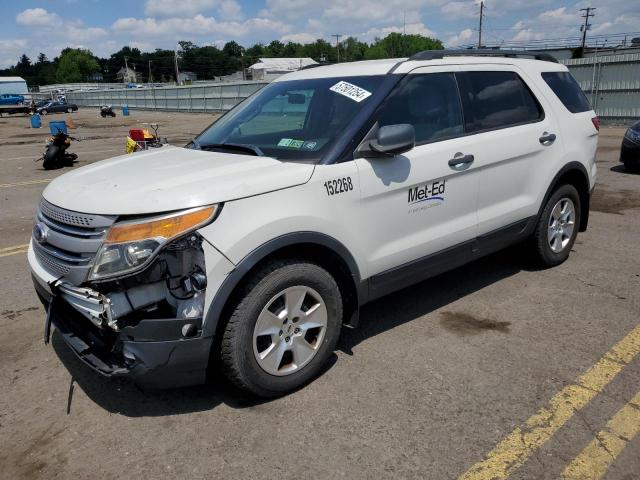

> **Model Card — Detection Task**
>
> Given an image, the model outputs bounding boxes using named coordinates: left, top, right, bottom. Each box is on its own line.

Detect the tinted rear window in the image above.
left=458, top=71, right=543, bottom=133
left=541, top=72, right=591, bottom=113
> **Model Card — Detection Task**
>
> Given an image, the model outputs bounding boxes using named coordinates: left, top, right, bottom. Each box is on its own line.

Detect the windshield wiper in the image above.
left=196, top=142, right=264, bottom=157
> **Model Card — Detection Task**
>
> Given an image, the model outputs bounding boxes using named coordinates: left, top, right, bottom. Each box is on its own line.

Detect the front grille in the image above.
left=33, top=246, right=71, bottom=275
left=40, top=200, right=96, bottom=227
left=33, top=200, right=117, bottom=284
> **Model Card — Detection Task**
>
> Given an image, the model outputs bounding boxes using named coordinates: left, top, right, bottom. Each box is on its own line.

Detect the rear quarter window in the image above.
left=457, top=71, right=543, bottom=133
left=541, top=71, right=592, bottom=113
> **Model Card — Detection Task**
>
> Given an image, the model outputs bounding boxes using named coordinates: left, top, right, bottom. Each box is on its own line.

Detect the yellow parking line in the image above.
left=562, top=390, right=640, bottom=479
left=0, top=179, right=52, bottom=189
left=0, top=244, right=30, bottom=257
left=459, top=324, right=640, bottom=480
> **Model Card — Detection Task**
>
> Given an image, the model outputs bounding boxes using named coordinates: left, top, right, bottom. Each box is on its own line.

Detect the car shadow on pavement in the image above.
left=339, top=246, right=530, bottom=354
left=52, top=246, right=530, bottom=417
left=610, top=164, right=640, bottom=175
left=52, top=331, right=338, bottom=417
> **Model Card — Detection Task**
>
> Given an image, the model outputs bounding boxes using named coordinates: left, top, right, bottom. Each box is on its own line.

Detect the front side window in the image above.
left=541, top=71, right=592, bottom=113
left=458, top=71, right=543, bottom=133
left=194, top=75, right=387, bottom=162
left=372, top=72, right=464, bottom=145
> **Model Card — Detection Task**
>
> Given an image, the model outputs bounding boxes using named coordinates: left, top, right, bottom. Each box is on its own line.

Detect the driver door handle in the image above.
left=539, top=132, right=557, bottom=146
left=448, top=153, right=474, bottom=169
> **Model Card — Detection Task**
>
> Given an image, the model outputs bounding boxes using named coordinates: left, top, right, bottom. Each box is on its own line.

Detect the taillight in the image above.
left=591, top=116, right=600, bottom=131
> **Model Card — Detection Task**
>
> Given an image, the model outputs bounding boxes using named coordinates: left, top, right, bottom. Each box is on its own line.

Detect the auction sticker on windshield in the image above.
left=329, top=81, right=372, bottom=102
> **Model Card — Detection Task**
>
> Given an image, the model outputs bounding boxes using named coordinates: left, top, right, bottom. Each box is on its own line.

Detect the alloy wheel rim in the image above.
left=547, top=197, right=576, bottom=253
left=253, top=286, right=327, bottom=376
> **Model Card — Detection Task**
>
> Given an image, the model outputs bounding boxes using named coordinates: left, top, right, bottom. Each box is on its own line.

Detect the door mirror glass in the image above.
left=368, top=124, right=415, bottom=156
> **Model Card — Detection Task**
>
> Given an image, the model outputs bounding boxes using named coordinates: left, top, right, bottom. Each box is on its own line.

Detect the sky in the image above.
left=0, top=0, right=638, bottom=68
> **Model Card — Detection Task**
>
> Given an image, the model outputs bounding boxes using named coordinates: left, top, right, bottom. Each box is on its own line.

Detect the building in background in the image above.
left=247, top=58, right=318, bottom=81
left=0, top=76, right=28, bottom=95
left=116, top=67, right=142, bottom=84
left=178, top=71, right=198, bottom=84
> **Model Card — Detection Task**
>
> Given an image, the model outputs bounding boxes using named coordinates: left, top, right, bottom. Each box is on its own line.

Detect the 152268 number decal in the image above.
left=324, top=177, right=353, bottom=196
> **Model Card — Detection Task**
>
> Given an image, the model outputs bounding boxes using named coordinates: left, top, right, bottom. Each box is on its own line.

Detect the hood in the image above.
left=43, top=145, right=315, bottom=215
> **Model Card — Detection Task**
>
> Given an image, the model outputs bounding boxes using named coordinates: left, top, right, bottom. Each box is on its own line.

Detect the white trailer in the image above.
left=0, top=76, right=28, bottom=95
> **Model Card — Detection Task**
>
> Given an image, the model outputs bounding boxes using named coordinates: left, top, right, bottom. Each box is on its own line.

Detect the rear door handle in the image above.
left=448, top=153, right=474, bottom=169
left=539, top=132, right=556, bottom=146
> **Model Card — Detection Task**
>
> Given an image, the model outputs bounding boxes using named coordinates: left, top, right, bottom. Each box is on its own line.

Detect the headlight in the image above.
left=89, top=205, right=217, bottom=280
left=625, top=129, right=640, bottom=143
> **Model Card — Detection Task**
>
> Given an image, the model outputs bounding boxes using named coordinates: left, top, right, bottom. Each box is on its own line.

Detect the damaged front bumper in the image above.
left=34, top=277, right=213, bottom=388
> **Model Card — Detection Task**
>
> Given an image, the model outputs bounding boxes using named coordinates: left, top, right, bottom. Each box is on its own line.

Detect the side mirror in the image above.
left=368, top=124, right=415, bottom=157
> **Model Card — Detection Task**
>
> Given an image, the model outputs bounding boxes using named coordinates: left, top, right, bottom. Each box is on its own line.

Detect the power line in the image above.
left=478, top=1, right=485, bottom=48
left=580, top=7, right=596, bottom=49
left=333, top=34, right=342, bottom=62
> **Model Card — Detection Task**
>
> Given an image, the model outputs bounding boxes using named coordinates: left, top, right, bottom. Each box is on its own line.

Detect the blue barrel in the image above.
left=122, top=105, right=130, bottom=116
left=49, top=120, right=67, bottom=135
left=30, top=114, right=41, bottom=128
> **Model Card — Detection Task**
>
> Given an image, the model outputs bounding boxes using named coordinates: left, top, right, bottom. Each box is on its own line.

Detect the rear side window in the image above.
left=373, top=73, right=464, bottom=145
left=457, top=71, right=543, bottom=133
left=541, top=71, right=592, bottom=113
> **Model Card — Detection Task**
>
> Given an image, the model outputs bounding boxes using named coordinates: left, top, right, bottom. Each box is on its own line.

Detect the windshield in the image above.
left=192, top=75, right=387, bottom=162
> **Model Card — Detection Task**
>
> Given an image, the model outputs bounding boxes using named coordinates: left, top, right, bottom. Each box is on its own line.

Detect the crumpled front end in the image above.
left=29, top=199, right=234, bottom=388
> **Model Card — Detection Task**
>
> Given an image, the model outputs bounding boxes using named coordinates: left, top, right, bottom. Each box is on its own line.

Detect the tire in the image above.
left=40, top=109, right=47, bottom=115
left=220, top=259, right=343, bottom=397
left=42, top=146, right=60, bottom=170
left=110, top=112, right=116, bottom=117
left=530, top=184, right=581, bottom=267
left=624, top=161, right=640, bottom=173
left=67, top=107, right=73, bottom=113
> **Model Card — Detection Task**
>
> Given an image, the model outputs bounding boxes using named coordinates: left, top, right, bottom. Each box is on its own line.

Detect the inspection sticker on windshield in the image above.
left=329, top=81, right=372, bottom=102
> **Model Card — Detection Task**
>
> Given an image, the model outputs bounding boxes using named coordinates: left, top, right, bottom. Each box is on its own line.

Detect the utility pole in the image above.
left=123, top=56, right=129, bottom=84
left=174, top=49, right=180, bottom=85
left=580, top=7, right=596, bottom=50
left=333, top=34, right=342, bottom=63
left=148, top=60, right=152, bottom=83
left=478, top=1, right=484, bottom=49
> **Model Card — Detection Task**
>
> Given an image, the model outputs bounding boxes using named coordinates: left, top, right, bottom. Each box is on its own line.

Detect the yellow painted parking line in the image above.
left=0, top=179, right=52, bottom=188
left=0, top=244, right=30, bottom=258
left=562, top=390, right=640, bottom=479
left=459, top=324, right=640, bottom=480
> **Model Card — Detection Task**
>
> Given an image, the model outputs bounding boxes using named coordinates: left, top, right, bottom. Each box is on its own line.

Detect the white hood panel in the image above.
left=43, top=146, right=314, bottom=215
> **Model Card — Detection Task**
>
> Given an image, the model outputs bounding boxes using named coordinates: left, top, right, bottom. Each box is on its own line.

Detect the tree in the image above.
left=36, top=53, right=48, bottom=64
left=365, top=33, right=443, bottom=59
left=14, top=54, right=32, bottom=77
left=55, top=48, right=100, bottom=82
left=223, top=41, right=244, bottom=58
left=265, top=40, right=285, bottom=57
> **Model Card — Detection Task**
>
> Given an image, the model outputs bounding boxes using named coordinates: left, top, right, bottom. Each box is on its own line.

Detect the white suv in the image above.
left=29, top=50, right=598, bottom=396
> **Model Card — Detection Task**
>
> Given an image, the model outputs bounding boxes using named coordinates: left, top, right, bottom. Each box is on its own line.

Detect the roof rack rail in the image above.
left=409, top=49, right=558, bottom=63
left=299, top=63, right=323, bottom=70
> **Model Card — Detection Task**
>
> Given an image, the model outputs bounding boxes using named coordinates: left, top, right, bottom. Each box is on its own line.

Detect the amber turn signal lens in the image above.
left=105, top=206, right=216, bottom=243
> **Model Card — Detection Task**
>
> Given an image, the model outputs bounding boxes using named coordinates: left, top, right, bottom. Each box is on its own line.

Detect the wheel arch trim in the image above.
left=539, top=161, right=591, bottom=232
left=202, top=231, right=364, bottom=338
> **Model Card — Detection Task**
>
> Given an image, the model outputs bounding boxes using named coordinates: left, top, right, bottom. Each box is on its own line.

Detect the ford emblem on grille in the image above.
left=33, top=223, right=49, bottom=244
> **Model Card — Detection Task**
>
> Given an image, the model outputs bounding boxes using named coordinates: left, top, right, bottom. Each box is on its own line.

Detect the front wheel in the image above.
left=40, top=109, right=48, bottom=115
left=530, top=184, right=581, bottom=267
left=67, top=107, right=73, bottom=113
left=220, top=259, right=343, bottom=397
left=624, top=160, right=639, bottom=173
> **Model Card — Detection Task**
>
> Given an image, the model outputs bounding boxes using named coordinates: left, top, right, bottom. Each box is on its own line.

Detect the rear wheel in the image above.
left=530, top=184, right=581, bottom=267
left=40, top=109, right=48, bottom=115
left=67, top=107, right=73, bottom=113
left=220, top=259, right=342, bottom=397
